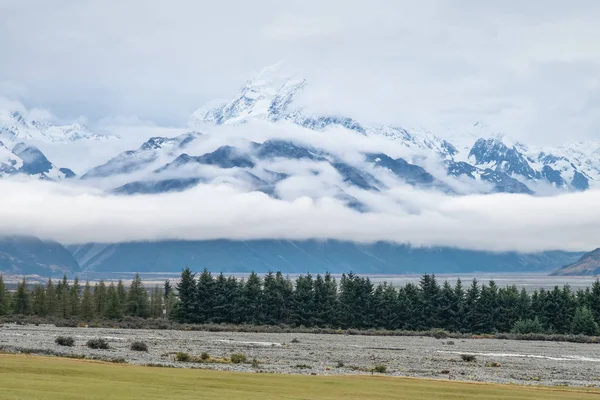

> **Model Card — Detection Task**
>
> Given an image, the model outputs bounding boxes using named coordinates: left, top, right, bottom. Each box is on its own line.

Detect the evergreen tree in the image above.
left=173, top=267, right=196, bottom=323
left=31, top=284, right=47, bottom=316
left=464, top=279, right=480, bottom=333
left=13, top=279, right=30, bottom=315
left=400, top=283, right=420, bottom=330
left=196, top=268, right=215, bottom=323
left=0, top=275, right=9, bottom=315
left=126, top=273, right=149, bottom=318
left=81, top=281, right=95, bottom=320
left=94, top=280, right=107, bottom=317
left=150, top=286, right=164, bottom=318
left=292, top=274, right=315, bottom=327
left=571, top=306, right=600, bottom=336
left=419, top=274, right=441, bottom=330
left=212, top=273, right=229, bottom=323
left=313, top=273, right=337, bottom=327
left=263, top=272, right=293, bottom=325
left=70, top=277, right=81, bottom=317
left=164, top=280, right=178, bottom=319
left=45, top=278, right=57, bottom=316
left=453, top=278, right=466, bottom=332
left=58, top=275, right=71, bottom=319
left=589, top=280, right=600, bottom=325
left=242, top=272, right=263, bottom=324
left=439, top=280, right=457, bottom=331
left=117, top=280, right=127, bottom=316
left=105, top=283, right=122, bottom=319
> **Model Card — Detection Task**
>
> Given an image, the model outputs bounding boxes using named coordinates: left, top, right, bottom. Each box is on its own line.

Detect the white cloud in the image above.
left=0, top=178, right=598, bottom=252
left=1, top=1, right=600, bottom=144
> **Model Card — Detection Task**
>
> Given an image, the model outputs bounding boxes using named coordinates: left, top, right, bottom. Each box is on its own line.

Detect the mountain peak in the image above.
left=190, top=62, right=307, bottom=127
left=0, top=107, right=114, bottom=144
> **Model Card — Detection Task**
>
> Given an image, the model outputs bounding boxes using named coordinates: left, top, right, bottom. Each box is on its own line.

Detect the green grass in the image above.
left=0, top=354, right=598, bottom=400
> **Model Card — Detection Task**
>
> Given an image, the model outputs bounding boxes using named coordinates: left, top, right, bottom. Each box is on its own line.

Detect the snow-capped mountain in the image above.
left=0, top=139, right=74, bottom=180
left=0, top=109, right=114, bottom=145
left=2, top=63, right=600, bottom=199
left=190, top=64, right=597, bottom=194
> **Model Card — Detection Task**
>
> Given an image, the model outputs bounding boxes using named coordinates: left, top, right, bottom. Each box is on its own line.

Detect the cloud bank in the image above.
left=1, top=1, right=600, bottom=144
left=1, top=178, right=598, bottom=252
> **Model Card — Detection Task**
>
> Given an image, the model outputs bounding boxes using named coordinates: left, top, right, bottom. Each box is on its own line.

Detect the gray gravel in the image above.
left=1, top=323, right=599, bottom=387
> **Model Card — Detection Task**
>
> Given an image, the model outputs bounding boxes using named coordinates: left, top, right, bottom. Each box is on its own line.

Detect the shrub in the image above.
left=130, top=341, right=148, bottom=352
left=336, top=361, right=345, bottom=368
left=200, top=352, right=210, bottom=361
left=175, top=352, right=191, bottom=362
left=230, top=353, right=247, bottom=364
left=512, top=318, right=545, bottom=335
left=440, top=370, right=450, bottom=374
left=432, top=329, right=449, bottom=339
left=86, top=338, right=109, bottom=350
left=295, top=364, right=312, bottom=369
left=55, top=336, right=75, bottom=347
left=486, top=362, right=501, bottom=368
left=571, top=306, right=600, bottom=336
left=251, top=358, right=261, bottom=368
left=445, top=340, right=455, bottom=346
left=291, top=338, right=300, bottom=343
left=460, top=354, right=476, bottom=362
left=373, top=364, right=387, bottom=373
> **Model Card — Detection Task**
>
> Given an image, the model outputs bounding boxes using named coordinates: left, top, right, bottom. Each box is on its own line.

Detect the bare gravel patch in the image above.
left=1, top=323, right=599, bottom=387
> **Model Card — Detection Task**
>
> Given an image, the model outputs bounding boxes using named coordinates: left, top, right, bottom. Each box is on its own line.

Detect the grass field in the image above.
left=1, top=354, right=599, bottom=400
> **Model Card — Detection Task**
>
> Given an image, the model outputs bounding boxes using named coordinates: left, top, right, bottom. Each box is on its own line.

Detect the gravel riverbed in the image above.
left=1, top=324, right=599, bottom=387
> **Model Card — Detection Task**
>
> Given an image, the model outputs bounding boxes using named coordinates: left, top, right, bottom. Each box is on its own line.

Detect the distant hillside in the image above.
left=0, top=236, right=81, bottom=276
left=551, top=248, right=600, bottom=276
left=69, top=240, right=582, bottom=275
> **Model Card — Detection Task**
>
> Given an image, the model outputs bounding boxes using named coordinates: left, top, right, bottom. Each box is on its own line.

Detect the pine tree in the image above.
left=571, top=306, right=600, bottom=336
left=464, top=279, right=480, bottom=333
left=70, top=277, right=81, bottom=317
left=453, top=278, right=466, bottom=332
left=242, top=272, right=263, bottom=324
left=94, top=280, right=107, bottom=317
left=0, top=275, right=9, bottom=315
left=13, top=279, right=30, bottom=315
left=117, top=280, right=127, bottom=316
left=439, top=280, right=457, bottom=331
left=81, top=281, right=95, bottom=320
left=589, top=280, right=600, bottom=325
left=150, top=286, right=164, bottom=318
left=45, top=278, right=57, bottom=316
left=196, top=268, right=215, bottom=323
left=31, top=284, right=47, bottom=316
left=127, top=273, right=149, bottom=318
left=58, top=276, right=71, bottom=319
left=419, top=274, right=441, bottom=330
left=105, top=283, right=122, bottom=319
left=173, top=267, right=196, bottom=323
left=292, top=274, right=315, bottom=327
left=313, top=273, right=337, bottom=327
left=164, top=280, right=177, bottom=319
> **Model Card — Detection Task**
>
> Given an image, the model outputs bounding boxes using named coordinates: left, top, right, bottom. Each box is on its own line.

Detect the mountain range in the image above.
left=1, top=64, right=598, bottom=276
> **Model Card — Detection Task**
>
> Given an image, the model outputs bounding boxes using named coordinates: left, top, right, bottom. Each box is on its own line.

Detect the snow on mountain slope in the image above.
left=81, top=132, right=202, bottom=180
left=190, top=63, right=307, bottom=126
left=0, top=109, right=114, bottom=145
left=0, top=139, right=74, bottom=180
left=190, top=66, right=595, bottom=194
left=0, top=140, right=22, bottom=176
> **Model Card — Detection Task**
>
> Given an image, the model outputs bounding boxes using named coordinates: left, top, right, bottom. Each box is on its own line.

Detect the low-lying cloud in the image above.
left=1, top=178, right=598, bottom=253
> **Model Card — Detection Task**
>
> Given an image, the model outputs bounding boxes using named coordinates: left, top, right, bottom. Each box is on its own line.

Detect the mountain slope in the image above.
left=0, top=109, right=112, bottom=144
left=550, top=248, right=600, bottom=276
left=0, top=236, right=81, bottom=275
left=68, top=240, right=581, bottom=274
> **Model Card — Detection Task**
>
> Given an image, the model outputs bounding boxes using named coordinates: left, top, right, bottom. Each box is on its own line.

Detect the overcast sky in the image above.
left=1, top=0, right=600, bottom=144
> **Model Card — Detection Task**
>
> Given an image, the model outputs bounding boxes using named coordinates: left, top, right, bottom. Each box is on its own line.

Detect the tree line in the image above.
left=1, top=269, right=599, bottom=336
left=0, top=274, right=177, bottom=320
